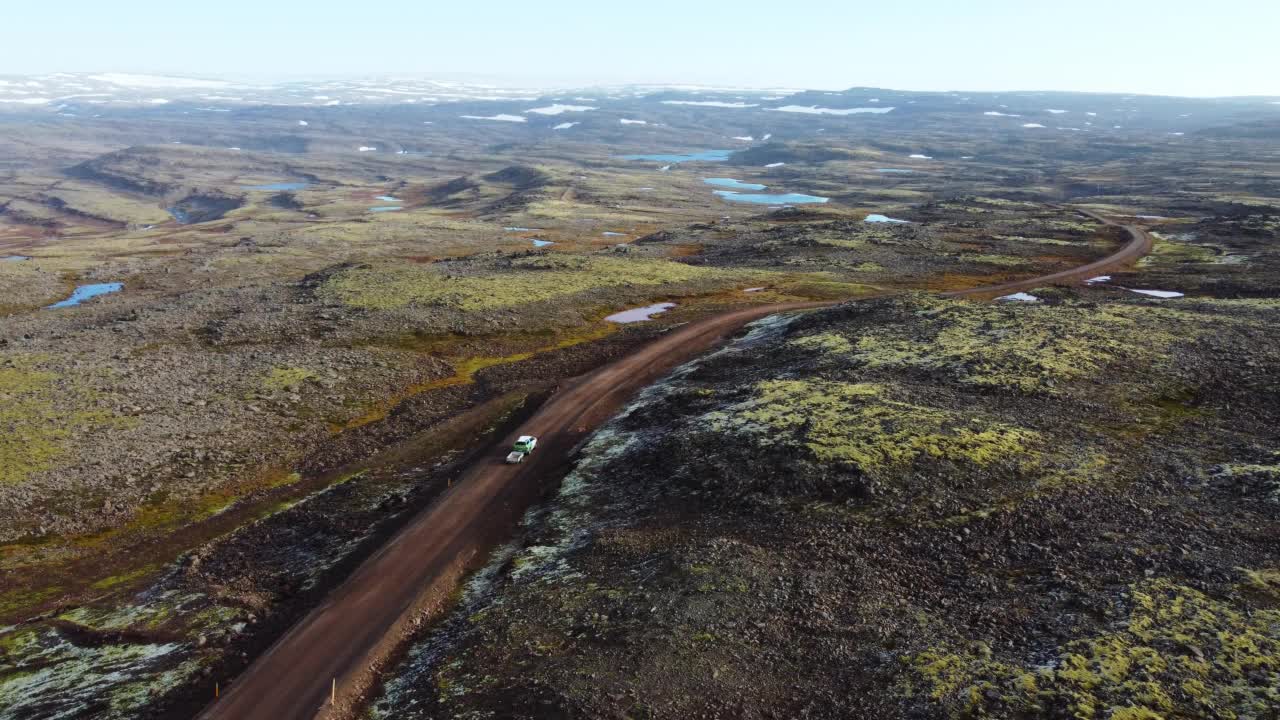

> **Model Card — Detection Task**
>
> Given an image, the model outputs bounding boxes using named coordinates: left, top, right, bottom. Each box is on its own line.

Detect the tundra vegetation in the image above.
left=0, top=83, right=1277, bottom=718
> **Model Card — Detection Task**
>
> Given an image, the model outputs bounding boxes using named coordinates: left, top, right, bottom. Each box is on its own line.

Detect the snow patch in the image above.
left=88, top=73, right=231, bottom=89
left=732, top=135, right=754, bottom=141
left=620, top=118, right=647, bottom=125
left=358, top=146, right=377, bottom=152
left=1129, top=289, right=1184, bottom=299
left=771, top=105, right=894, bottom=115
left=765, top=162, right=786, bottom=167
left=552, top=122, right=579, bottom=130
left=525, top=104, right=596, bottom=115
left=1046, top=109, right=1069, bottom=114
left=660, top=100, right=758, bottom=108
left=1022, top=123, right=1046, bottom=128
left=996, top=292, right=1039, bottom=302
left=461, top=114, right=527, bottom=122
left=984, top=111, right=1021, bottom=117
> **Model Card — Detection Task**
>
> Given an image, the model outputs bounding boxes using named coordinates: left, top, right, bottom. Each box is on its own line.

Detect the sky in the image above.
left=2, top=0, right=1277, bottom=96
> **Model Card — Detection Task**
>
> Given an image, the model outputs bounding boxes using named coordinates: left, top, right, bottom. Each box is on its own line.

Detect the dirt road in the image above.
left=198, top=214, right=1152, bottom=720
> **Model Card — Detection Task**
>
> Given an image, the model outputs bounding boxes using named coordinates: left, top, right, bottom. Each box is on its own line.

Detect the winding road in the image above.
left=198, top=212, right=1153, bottom=720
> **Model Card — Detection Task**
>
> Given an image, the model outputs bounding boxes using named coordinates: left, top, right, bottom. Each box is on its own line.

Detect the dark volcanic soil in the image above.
left=371, top=248, right=1280, bottom=718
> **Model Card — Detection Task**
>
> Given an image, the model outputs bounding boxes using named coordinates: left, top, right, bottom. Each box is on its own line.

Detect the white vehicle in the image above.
left=505, top=435, right=538, bottom=464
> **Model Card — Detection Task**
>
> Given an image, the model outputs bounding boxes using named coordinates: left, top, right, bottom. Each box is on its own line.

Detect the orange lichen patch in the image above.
left=666, top=243, right=705, bottom=258
left=916, top=273, right=1024, bottom=293
left=1033, top=254, right=1091, bottom=264
left=335, top=323, right=618, bottom=433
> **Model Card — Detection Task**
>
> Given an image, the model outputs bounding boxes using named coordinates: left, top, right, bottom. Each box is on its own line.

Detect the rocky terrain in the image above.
left=1, top=82, right=1278, bottom=718
left=381, top=229, right=1280, bottom=718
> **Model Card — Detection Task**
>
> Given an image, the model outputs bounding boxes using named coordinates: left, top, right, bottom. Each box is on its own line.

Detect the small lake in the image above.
left=532, top=239, right=555, bottom=247
left=47, top=283, right=123, bottom=309
left=619, top=150, right=732, bottom=163
left=714, top=190, right=829, bottom=205
left=369, top=206, right=403, bottom=213
left=243, top=182, right=310, bottom=191
left=375, top=196, right=400, bottom=202
left=704, top=178, right=768, bottom=191
left=865, top=214, right=910, bottom=223
left=605, top=302, right=676, bottom=323
left=2, top=255, right=30, bottom=262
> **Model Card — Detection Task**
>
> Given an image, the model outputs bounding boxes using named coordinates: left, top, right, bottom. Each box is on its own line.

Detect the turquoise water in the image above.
left=243, top=182, right=310, bottom=191
left=619, top=150, right=732, bottom=163
left=369, top=206, right=403, bottom=213
left=714, top=190, right=829, bottom=205
left=47, top=283, right=123, bottom=309
left=532, top=239, right=555, bottom=247
left=704, top=178, right=768, bottom=190
left=375, top=195, right=400, bottom=202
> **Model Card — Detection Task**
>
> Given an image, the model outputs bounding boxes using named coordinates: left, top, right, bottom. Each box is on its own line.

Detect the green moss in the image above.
left=320, top=256, right=762, bottom=311
left=705, top=380, right=1039, bottom=473
left=816, top=238, right=867, bottom=249
left=89, top=565, right=158, bottom=591
left=959, top=254, right=1029, bottom=267
left=788, top=332, right=853, bottom=354
left=1139, top=233, right=1235, bottom=267
left=842, top=295, right=1202, bottom=393
left=776, top=280, right=878, bottom=299
left=994, top=235, right=1081, bottom=247
left=0, top=358, right=120, bottom=485
left=900, top=580, right=1280, bottom=718
left=262, top=366, right=316, bottom=390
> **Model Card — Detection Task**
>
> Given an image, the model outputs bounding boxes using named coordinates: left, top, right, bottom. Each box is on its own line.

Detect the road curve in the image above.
left=198, top=212, right=1152, bottom=720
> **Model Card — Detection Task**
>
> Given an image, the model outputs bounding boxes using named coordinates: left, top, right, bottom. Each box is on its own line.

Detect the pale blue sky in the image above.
left=2, top=0, right=1276, bottom=96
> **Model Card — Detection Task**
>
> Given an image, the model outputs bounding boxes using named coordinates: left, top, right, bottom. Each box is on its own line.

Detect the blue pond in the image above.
left=704, top=178, right=768, bottom=191
left=619, top=150, right=732, bottom=163
left=714, top=190, right=829, bottom=205
left=375, top=195, right=400, bottom=202
left=2, top=255, right=31, bottom=262
left=243, top=182, right=311, bottom=191
left=47, top=283, right=123, bottom=309
left=369, top=206, right=403, bottom=213
left=532, top=239, right=555, bottom=247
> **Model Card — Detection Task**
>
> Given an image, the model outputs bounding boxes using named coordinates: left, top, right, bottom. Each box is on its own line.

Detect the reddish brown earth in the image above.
left=198, top=213, right=1153, bottom=720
